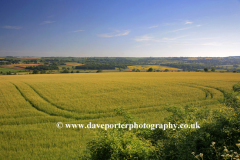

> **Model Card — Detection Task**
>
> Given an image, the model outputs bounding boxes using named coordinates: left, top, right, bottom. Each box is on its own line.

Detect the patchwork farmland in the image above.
left=0, top=64, right=42, bottom=70
left=0, top=72, right=240, bottom=159
left=127, top=65, right=182, bottom=71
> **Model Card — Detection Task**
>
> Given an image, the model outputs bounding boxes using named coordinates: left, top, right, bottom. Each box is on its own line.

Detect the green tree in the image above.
left=40, top=70, right=46, bottom=74
left=86, top=108, right=156, bottom=160
left=211, top=67, right=215, bottom=72
left=33, top=69, right=39, bottom=74
left=204, top=68, right=208, bottom=72
left=147, top=68, right=153, bottom=72
left=96, top=69, right=102, bottom=73
left=62, top=69, right=69, bottom=73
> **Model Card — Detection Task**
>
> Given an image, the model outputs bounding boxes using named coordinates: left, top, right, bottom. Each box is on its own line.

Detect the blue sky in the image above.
left=0, top=0, right=240, bottom=57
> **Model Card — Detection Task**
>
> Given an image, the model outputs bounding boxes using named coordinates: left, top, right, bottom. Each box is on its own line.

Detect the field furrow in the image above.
left=8, top=81, right=117, bottom=121
left=24, top=82, right=74, bottom=112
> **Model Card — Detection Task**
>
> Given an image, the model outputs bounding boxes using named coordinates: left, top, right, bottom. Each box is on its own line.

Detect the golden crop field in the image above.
left=127, top=65, right=182, bottom=71
left=184, top=58, right=198, bottom=60
left=0, top=72, right=240, bottom=159
left=64, top=63, right=84, bottom=66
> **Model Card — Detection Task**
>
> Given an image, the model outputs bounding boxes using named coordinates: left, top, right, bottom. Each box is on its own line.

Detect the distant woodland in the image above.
left=1, top=56, right=240, bottom=73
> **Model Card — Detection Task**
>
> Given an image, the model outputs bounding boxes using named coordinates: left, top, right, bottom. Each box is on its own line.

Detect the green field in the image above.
left=216, top=65, right=240, bottom=70
left=0, top=67, right=25, bottom=73
left=0, top=72, right=240, bottom=159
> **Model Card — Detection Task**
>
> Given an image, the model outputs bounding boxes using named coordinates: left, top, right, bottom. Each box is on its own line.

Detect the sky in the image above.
left=0, top=0, right=240, bottom=57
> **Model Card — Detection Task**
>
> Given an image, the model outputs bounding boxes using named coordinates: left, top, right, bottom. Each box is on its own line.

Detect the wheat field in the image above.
left=127, top=65, right=182, bottom=71
left=0, top=72, right=240, bottom=159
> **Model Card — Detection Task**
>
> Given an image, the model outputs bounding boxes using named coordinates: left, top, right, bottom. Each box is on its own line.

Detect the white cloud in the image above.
left=185, top=21, right=193, bottom=24
left=231, top=42, right=240, bottom=45
left=98, top=34, right=113, bottom=38
left=162, top=35, right=189, bottom=41
left=196, top=25, right=202, bottom=27
left=98, top=30, right=130, bottom=38
left=73, top=30, right=84, bottom=32
left=134, top=35, right=155, bottom=42
left=181, top=37, right=216, bottom=40
left=41, top=21, right=56, bottom=25
left=148, top=25, right=159, bottom=29
left=162, top=23, right=172, bottom=26
left=2, top=25, right=22, bottom=29
left=202, top=42, right=222, bottom=46
left=134, top=35, right=188, bottom=43
left=134, top=43, right=152, bottom=48
left=167, top=27, right=192, bottom=33
left=115, top=30, right=130, bottom=36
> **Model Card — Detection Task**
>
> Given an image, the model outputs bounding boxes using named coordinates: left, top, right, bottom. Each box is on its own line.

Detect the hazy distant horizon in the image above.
left=1, top=0, right=240, bottom=57
left=2, top=56, right=240, bottom=58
